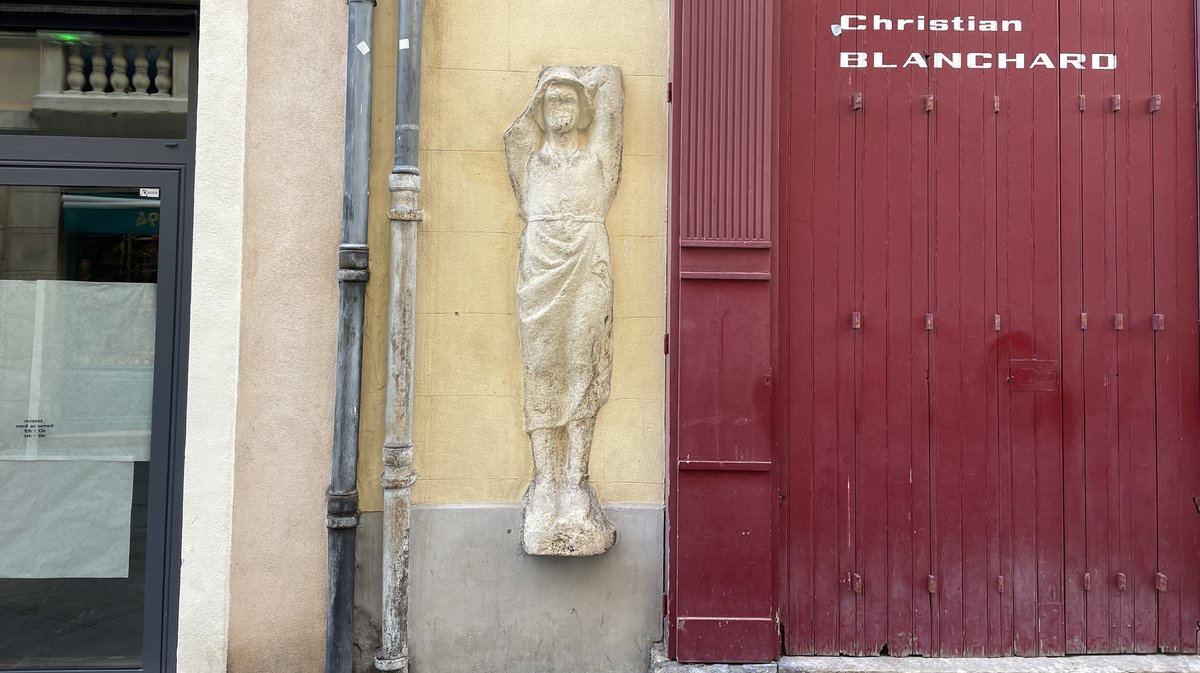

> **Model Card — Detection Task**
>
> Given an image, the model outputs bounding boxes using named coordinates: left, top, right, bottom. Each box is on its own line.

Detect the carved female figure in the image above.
left=504, top=65, right=623, bottom=555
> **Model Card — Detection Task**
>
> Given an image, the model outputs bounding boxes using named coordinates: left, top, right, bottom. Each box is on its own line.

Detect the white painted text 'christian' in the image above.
left=840, top=15, right=1022, bottom=32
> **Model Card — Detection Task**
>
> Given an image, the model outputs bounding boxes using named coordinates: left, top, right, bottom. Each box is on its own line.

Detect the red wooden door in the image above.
left=668, top=0, right=780, bottom=663
left=774, top=0, right=1200, bottom=660
left=670, top=0, right=1200, bottom=663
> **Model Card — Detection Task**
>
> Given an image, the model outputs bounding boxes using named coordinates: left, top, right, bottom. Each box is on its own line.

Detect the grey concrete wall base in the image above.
left=355, top=504, right=664, bottom=673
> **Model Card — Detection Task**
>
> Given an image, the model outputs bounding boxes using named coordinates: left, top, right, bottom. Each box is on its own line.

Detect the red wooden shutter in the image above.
left=667, top=0, right=779, bottom=663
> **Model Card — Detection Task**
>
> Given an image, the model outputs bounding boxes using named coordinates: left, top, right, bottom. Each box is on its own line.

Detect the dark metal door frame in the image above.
left=0, top=136, right=194, bottom=673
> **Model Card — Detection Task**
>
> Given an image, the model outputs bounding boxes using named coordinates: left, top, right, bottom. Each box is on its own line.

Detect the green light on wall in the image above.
left=36, top=31, right=101, bottom=45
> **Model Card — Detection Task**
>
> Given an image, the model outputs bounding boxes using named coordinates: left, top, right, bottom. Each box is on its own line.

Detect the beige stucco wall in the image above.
left=357, top=0, right=670, bottom=509
left=223, top=0, right=345, bottom=671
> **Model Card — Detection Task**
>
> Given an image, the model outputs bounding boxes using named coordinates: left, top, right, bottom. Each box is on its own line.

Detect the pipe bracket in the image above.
left=338, top=269, right=369, bottom=282
left=339, top=244, right=370, bottom=269
left=374, top=653, right=408, bottom=671
left=326, top=489, right=360, bottom=515
left=338, top=244, right=370, bottom=282
left=388, top=209, right=425, bottom=222
left=326, top=514, right=360, bottom=530
left=380, top=471, right=419, bottom=490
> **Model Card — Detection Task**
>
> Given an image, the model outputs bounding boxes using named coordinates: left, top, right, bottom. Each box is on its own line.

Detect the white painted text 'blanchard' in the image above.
left=840, top=52, right=1119, bottom=70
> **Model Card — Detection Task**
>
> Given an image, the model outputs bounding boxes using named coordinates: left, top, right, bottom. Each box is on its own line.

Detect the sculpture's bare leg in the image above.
left=558, top=417, right=615, bottom=548
left=521, top=427, right=561, bottom=549
left=526, top=428, right=561, bottom=504
left=564, top=417, right=595, bottom=486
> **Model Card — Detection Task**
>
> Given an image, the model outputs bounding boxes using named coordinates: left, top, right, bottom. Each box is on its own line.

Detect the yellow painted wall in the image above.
left=0, top=42, right=39, bottom=111
left=358, top=0, right=669, bottom=509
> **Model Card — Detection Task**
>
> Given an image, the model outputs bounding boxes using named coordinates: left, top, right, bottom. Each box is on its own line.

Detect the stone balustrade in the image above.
left=31, top=36, right=190, bottom=127
left=55, top=42, right=181, bottom=97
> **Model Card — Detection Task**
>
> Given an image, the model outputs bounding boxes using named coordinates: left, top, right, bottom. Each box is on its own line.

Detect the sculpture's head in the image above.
left=544, top=82, right=582, bottom=134
left=532, top=70, right=593, bottom=135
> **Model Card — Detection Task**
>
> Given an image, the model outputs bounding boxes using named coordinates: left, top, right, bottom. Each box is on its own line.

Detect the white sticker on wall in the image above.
left=399, top=38, right=411, bottom=51
left=138, top=187, right=159, bottom=198
left=831, top=24, right=844, bottom=36
left=356, top=40, right=371, bottom=55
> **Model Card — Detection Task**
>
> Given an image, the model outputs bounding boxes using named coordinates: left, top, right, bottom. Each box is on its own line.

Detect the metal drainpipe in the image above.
left=326, top=1, right=373, bottom=673
left=376, top=0, right=424, bottom=671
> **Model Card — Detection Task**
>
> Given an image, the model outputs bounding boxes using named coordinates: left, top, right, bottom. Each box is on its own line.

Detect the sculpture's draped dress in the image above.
left=517, top=146, right=615, bottom=431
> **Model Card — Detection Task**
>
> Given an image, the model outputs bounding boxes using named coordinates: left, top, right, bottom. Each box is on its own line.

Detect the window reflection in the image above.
left=0, top=186, right=156, bottom=669
left=0, top=31, right=189, bottom=138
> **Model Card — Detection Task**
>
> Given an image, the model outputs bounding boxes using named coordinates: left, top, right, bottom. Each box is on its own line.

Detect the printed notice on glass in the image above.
left=0, top=280, right=155, bottom=578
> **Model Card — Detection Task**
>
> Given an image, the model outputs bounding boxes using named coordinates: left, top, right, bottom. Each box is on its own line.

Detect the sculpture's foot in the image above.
left=520, top=476, right=558, bottom=553
left=521, top=481, right=615, bottom=556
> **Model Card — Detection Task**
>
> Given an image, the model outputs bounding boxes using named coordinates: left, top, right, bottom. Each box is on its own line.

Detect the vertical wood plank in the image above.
left=836, top=0, right=861, bottom=654
left=1144, top=0, right=1174, bottom=653
left=929, top=1, right=965, bottom=654
left=782, top=0, right=816, bottom=655
left=1061, top=0, right=1086, bottom=652
left=999, top=0, right=1047, bottom=655
left=1030, top=0, right=1067, bottom=653
left=994, top=7, right=1017, bottom=656
left=981, top=0, right=1005, bottom=655
left=1112, top=0, right=1153, bottom=653
left=957, top=1, right=995, bottom=657
left=1076, top=0, right=1116, bottom=654
left=856, top=3, right=892, bottom=655
left=1168, top=0, right=1200, bottom=650
left=807, top=0, right=852, bottom=654
left=1153, top=0, right=1198, bottom=651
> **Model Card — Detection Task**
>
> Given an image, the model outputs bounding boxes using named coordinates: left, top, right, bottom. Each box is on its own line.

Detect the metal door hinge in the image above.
left=1079, top=94, right=1087, bottom=111
left=1157, top=573, right=1169, bottom=592
left=997, top=575, right=1005, bottom=593
left=852, top=312, right=863, bottom=330
left=1112, top=95, right=1122, bottom=112
left=1151, top=94, right=1163, bottom=112
left=852, top=573, right=864, bottom=595
left=1115, top=314, right=1125, bottom=331
left=928, top=575, right=938, bottom=594
left=1153, top=314, right=1166, bottom=331
left=1083, top=572, right=1092, bottom=591
left=925, top=313, right=935, bottom=331
left=993, top=96, right=1001, bottom=113
left=1117, top=572, right=1128, bottom=591
left=852, top=92, right=863, bottom=111
left=994, top=315, right=1002, bottom=332
left=1081, top=313, right=1089, bottom=330
left=925, top=95, right=935, bottom=113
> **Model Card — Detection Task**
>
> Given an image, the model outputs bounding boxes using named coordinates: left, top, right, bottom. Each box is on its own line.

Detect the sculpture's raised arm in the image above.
left=585, top=65, right=624, bottom=189
left=503, top=97, right=541, bottom=215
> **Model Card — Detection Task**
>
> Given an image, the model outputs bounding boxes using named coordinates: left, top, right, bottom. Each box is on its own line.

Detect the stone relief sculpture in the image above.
left=504, top=65, right=623, bottom=556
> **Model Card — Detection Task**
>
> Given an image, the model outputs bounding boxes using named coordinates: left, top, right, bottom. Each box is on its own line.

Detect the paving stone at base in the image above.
left=650, top=643, right=777, bottom=673
left=778, top=655, right=1200, bottom=673
left=651, top=641, right=1200, bottom=673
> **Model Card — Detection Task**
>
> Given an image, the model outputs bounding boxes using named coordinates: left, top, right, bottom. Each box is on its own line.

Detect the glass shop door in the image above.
left=0, top=166, right=183, bottom=671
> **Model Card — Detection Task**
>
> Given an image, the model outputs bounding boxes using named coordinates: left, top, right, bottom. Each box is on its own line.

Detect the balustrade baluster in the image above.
left=87, top=48, right=108, bottom=94
left=110, top=46, right=130, bottom=95
left=131, top=47, right=150, bottom=96
left=153, top=48, right=172, bottom=97
left=65, top=45, right=85, bottom=93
